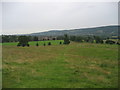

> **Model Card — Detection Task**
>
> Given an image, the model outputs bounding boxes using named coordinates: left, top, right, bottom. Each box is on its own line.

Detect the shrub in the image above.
left=100, top=40, right=104, bottom=44
left=105, top=40, right=116, bottom=44
left=43, top=43, right=46, bottom=46
left=17, top=43, right=21, bottom=47
left=94, top=36, right=103, bottom=44
left=117, top=42, right=120, bottom=45
left=36, top=43, right=39, bottom=46
left=53, top=38, right=56, bottom=40
left=22, top=44, right=25, bottom=47
left=33, top=36, right=38, bottom=41
left=59, top=42, right=62, bottom=45
left=48, top=42, right=51, bottom=45
left=75, top=36, right=83, bottom=42
left=27, top=44, right=30, bottom=47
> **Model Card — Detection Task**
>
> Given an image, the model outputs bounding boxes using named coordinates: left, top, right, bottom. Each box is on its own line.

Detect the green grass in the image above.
left=1, top=40, right=64, bottom=46
left=2, top=41, right=118, bottom=88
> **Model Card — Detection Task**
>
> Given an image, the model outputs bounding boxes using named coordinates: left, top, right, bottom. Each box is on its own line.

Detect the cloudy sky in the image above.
left=1, top=0, right=118, bottom=35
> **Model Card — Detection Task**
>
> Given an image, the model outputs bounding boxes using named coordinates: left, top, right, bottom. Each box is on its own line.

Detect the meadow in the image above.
left=1, top=40, right=64, bottom=46
left=2, top=40, right=118, bottom=88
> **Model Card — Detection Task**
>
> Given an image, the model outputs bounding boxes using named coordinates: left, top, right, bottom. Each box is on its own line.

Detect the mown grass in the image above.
left=2, top=41, right=118, bottom=88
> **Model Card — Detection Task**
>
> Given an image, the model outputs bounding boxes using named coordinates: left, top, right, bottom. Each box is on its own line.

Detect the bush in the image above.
left=117, top=42, right=120, bottom=45
left=53, top=38, right=56, bottom=40
left=17, top=43, right=21, bottom=47
left=33, top=36, right=38, bottom=41
left=36, top=43, right=39, bottom=46
left=75, top=36, right=83, bottom=42
left=22, top=44, right=25, bottom=47
left=27, top=44, right=30, bottom=47
left=84, top=36, right=94, bottom=43
left=94, top=36, right=103, bottom=44
left=59, top=42, right=62, bottom=45
left=43, top=43, right=46, bottom=46
left=105, top=40, right=116, bottom=44
left=48, top=42, right=51, bottom=45
left=100, top=40, right=104, bottom=44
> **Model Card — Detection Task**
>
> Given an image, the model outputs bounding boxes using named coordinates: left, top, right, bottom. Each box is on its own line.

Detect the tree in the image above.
left=100, top=40, right=104, bottom=44
left=57, top=36, right=64, bottom=40
left=84, top=36, right=89, bottom=42
left=48, top=42, right=51, bottom=45
left=2, top=35, right=19, bottom=43
left=2, top=35, right=10, bottom=43
left=28, top=36, right=33, bottom=41
left=105, top=40, right=115, bottom=44
left=27, top=44, right=30, bottom=47
left=43, top=43, right=46, bottom=46
left=53, top=38, right=56, bottom=40
left=22, top=44, right=25, bottom=47
left=117, top=42, right=120, bottom=45
left=59, top=41, right=62, bottom=45
left=36, top=43, right=39, bottom=46
left=94, top=36, right=103, bottom=43
left=70, top=36, right=76, bottom=41
left=86, top=36, right=94, bottom=43
left=33, top=36, right=38, bottom=41
left=18, top=36, right=29, bottom=47
left=63, top=34, right=70, bottom=44
left=75, top=36, right=83, bottom=42
left=17, top=43, right=21, bottom=47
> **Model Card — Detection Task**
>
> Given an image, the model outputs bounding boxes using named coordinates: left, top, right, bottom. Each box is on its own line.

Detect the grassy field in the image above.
left=1, top=40, right=64, bottom=46
left=2, top=40, right=118, bottom=88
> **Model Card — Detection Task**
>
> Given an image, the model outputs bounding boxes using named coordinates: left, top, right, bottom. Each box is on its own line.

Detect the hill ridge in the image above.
left=27, top=25, right=119, bottom=37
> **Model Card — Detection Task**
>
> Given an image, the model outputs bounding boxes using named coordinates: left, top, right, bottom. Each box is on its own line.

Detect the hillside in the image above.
left=28, top=25, right=119, bottom=37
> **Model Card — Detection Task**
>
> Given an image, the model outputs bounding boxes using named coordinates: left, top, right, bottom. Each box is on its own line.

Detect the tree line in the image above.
left=1, top=34, right=120, bottom=47
left=1, top=35, right=56, bottom=43
left=69, top=35, right=119, bottom=45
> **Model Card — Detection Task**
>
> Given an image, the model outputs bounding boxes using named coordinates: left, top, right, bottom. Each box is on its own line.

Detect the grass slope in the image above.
left=2, top=41, right=118, bottom=88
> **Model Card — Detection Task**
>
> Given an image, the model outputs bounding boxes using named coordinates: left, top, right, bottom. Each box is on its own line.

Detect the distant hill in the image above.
left=28, top=25, right=119, bottom=37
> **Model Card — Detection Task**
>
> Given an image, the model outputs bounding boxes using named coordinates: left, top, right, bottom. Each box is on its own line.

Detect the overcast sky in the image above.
left=1, top=1, right=118, bottom=35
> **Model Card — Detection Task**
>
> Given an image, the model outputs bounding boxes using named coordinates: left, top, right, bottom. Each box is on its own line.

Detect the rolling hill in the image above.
left=28, top=25, right=119, bottom=37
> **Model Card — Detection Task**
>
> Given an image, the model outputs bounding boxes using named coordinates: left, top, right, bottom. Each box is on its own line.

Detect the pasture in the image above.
left=2, top=40, right=118, bottom=88
left=1, top=40, right=64, bottom=46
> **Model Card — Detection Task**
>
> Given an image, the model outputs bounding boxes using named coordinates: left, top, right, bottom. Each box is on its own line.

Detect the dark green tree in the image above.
left=43, top=43, right=46, bottom=46
left=36, top=43, right=39, bottom=46
left=87, top=36, right=94, bottom=43
left=48, top=42, right=51, bottom=45
left=70, top=36, right=76, bottom=41
left=105, top=40, right=115, bottom=44
left=33, top=36, right=38, bottom=41
left=63, top=34, right=70, bottom=44
left=53, top=38, right=56, bottom=40
left=18, top=36, right=29, bottom=47
left=57, top=36, right=64, bottom=40
left=17, top=43, right=21, bottom=47
left=27, top=44, right=30, bottom=47
left=59, top=41, right=62, bottom=45
left=2, top=35, right=10, bottom=43
left=94, top=36, right=103, bottom=44
left=75, top=36, right=83, bottom=42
